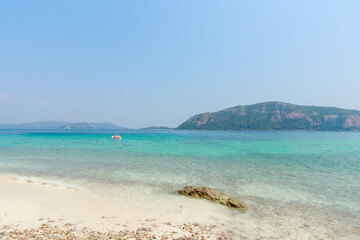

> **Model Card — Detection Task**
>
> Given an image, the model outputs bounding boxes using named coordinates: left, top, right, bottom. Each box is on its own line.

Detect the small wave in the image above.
left=0, top=173, right=85, bottom=192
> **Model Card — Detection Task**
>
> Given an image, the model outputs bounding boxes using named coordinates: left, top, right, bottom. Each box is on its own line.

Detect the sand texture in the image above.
left=0, top=176, right=238, bottom=239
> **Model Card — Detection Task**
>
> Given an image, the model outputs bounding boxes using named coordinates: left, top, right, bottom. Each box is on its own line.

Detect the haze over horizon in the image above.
left=1, top=1, right=359, bottom=128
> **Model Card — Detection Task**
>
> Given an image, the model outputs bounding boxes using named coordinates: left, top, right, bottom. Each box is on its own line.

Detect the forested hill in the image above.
left=177, top=102, right=360, bottom=131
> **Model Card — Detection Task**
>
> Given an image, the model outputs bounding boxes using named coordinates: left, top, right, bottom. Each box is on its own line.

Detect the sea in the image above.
left=0, top=129, right=359, bottom=239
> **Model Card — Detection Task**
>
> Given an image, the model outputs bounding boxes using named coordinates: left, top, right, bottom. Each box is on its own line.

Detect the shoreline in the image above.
left=0, top=176, right=237, bottom=239
left=1, top=175, right=359, bottom=239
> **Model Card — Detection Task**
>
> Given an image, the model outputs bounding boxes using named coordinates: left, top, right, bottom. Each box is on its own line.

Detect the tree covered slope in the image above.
left=177, top=102, right=360, bottom=131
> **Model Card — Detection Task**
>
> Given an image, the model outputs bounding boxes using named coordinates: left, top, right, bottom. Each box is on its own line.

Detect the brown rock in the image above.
left=178, top=186, right=247, bottom=212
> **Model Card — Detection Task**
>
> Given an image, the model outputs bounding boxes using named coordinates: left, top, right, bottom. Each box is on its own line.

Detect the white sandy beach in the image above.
left=1, top=175, right=358, bottom=239
left=0, top=176, right=245, bottom=239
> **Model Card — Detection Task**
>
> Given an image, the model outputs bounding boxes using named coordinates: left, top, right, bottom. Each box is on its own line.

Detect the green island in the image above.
left=177, top=101, right=360, bottom=131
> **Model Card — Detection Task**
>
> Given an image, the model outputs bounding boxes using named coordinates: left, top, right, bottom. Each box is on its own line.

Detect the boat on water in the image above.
left=112, top=134, right=122, bottom=140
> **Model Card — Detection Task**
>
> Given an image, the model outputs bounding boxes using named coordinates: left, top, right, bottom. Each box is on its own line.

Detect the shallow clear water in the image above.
left=0, top=129, right=359, bottom=238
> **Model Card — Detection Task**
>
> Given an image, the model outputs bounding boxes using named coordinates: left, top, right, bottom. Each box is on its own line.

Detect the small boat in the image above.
left=112, top=134, right=122, bottom=140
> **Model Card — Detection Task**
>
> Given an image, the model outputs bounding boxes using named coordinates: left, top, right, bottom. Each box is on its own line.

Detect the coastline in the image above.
left=0, top=176, right=238, bottom=239
left=0, top=175, right=359, bottom=239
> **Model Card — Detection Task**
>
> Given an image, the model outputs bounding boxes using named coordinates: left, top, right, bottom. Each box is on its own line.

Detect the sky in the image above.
left=1, top=1, right=359, bottom=128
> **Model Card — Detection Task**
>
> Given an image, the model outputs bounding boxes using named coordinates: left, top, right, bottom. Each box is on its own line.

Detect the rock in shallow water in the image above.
left=178, top=186, right=247, bottom=212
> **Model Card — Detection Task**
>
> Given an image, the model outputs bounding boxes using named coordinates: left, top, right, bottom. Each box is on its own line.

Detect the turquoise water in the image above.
left=0, top=129, right=359, bottom=237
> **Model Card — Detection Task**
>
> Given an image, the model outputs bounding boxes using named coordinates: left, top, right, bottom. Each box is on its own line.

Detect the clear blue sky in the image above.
left=1, top=1, right=359, bottom=128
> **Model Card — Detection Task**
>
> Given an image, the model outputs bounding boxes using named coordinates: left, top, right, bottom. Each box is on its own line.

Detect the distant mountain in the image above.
left=0, top=121, right=70, bottom=129
left=177, top=102, right=360, bottom=131
left=0, top=121, right=126, bottom=130
left=141, top=126, right=174, bottom=130
left=60, top=122, right=96, bottom=129
left=90, top=122, right=123, bottom=129
left=60, top=122, right=123, bottom=130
